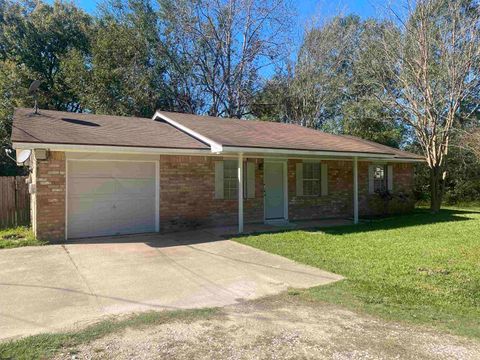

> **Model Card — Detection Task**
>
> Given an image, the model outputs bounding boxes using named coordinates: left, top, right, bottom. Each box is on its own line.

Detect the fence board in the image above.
left=0, top=176, right=30, bottom=229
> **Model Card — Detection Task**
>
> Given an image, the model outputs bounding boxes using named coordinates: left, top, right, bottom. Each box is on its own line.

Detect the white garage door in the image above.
left=67, top=160, right=157, bottom=239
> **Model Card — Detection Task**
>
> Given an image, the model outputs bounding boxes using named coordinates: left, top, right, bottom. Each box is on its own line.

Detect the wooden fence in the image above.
left=0, top=176, right=30, bottom=229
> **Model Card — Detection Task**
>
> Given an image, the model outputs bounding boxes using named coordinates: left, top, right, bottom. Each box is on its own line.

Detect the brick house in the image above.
left=11, top=108, right=423, bottom=241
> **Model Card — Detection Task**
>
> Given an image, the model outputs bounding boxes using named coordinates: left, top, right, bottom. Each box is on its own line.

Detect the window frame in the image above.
left=222, top=160, right=249, bottom=200
left=373, top=164, right=388, bottom=193
left=302, top=161, right=321, bottom=197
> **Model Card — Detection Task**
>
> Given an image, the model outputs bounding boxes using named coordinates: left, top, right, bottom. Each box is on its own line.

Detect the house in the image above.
left=11, top=108, right=423, bottom=241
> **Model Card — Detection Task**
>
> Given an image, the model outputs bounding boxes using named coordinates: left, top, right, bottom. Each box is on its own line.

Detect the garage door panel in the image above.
left=69, top=161, right=113, bottom=178
left=68, top=199, right=114, bottom=238
left=67, top=160, right=157, bottom=239
left=69, top=178, right=116, bottom=196
left=114, top=199, right=156, bottom=234
left=111, top=198, right=155, bottom=234
left=111, top=162, right=156, bottom=178
left=115, top=199, right=155, bottom=220
left=115, top=178, right=156, bottom=196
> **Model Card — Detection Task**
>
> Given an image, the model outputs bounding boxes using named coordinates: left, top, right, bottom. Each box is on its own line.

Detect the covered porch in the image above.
left=234, top=153, right=364, bottom=234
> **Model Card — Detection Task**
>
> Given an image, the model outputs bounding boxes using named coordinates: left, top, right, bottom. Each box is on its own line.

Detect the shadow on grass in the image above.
left=231, top=208, right=479, bottom=239
left=318, top=208, right=479, bottom=236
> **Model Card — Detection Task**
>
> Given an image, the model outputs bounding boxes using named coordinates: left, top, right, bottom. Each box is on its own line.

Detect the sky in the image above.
left=47, top=0, right=384, bottom=25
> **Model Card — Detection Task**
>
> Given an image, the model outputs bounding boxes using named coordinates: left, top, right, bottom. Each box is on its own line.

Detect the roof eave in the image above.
left=221, top=145, right=398, bottom=160
left=11, top=142, right=211, bottom=155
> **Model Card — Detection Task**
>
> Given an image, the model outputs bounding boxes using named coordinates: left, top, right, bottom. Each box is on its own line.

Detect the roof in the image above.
left=11, top=108, right=209, bottom=150
left=11, top=107, right=423, bottom=160
left=156, top=111, right=422, bottom=159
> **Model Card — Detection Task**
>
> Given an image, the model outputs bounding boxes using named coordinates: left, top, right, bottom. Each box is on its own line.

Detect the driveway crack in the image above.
left=61, top=245, right=103, bottom=311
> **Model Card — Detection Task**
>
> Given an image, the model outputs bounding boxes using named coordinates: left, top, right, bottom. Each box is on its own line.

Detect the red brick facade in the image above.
left=32, top=153, right=415, bottom=240
left=159, top=156, right=264, bottom=231
left=359, top=162, right=415, bottom=217
left=31, top=151, right=66, bottom=241
left=288, top=159, right=353, bottom=220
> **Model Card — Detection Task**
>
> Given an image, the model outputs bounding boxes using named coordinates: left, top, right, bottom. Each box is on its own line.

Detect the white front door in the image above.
left=67, top=160, right=157, bottom=239
left=264, top=161, right=286, bottom=220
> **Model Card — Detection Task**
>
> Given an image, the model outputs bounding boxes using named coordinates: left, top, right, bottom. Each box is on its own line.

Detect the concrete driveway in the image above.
left=0, top=230, right=342, bottom=340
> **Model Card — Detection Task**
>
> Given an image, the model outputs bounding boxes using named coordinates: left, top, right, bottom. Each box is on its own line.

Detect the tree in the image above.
left=84, top=0, right=169, bottom=117
left=462, top=129, right=480, bottom=159
left=0, top=0, right=91, bottom=111
left=158, top=0, right=292, bottom=118
left=371, top=0, right=480, bottom=212
left=0, top=0, right=92, bottom=175
left=253, top=16, right=406, bottom=147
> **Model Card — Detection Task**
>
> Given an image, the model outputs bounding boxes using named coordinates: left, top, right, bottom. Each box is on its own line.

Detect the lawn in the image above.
left=0, top=227, right=44, bottom=249
left=235, top=207, right=480, bottom=339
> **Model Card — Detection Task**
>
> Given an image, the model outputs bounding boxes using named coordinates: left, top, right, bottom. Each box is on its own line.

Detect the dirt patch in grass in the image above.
left=49, top=294, right=480, bottom=360
left=0, top=308, right=218, bottom=360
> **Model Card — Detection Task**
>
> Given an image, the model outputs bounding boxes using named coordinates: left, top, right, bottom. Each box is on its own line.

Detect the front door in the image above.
left=264, top=161, right=286, bottom=220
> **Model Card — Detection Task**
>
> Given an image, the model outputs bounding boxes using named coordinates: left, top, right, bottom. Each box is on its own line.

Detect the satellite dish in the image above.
left=29, top=80, right=41, bottom=94
left=29, top=80, right=41, bottom=114
left=17, top=149, right=32, bottom=164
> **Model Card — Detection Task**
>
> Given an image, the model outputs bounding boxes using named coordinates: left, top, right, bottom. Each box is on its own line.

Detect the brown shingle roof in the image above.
left=157, top=111, right=423, bottom=159
left=11, top=108, right=423, bottom=159
left=11, top=108, right=209, bottom=150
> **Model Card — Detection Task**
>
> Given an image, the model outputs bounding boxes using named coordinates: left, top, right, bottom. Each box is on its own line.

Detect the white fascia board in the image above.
left=13, top=142, right=424, bottom=162
left=363, top=157, right=425, bottom=163
left=221, top=146, right=396, bottom=159
left=152, top=111, right=223, bottom=153
left=11, top=142, right=211, bottom=155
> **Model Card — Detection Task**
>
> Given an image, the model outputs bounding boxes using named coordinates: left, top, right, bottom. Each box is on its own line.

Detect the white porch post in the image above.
left=353, top=156, right=359, bottom=224
left=238, top=153, right=244, bottom=233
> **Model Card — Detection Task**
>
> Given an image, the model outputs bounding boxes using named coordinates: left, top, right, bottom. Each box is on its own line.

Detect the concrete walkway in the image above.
left=0, top=230, right=342, bottom=340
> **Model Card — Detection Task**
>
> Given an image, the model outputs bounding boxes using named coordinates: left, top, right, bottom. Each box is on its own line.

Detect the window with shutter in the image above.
left=220, top=160, right=253, bottom=200
left=373, top=164, right=388, bottom=192
left=303, top=162, right=321, bottom=196
left=223, top=160, right=238, bottom=199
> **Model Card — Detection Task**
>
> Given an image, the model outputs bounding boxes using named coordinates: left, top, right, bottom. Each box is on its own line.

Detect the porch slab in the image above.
left=204, top=218, right=353, bottom=237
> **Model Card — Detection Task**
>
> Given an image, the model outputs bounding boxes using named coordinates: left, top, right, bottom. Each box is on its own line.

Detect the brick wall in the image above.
left=159, top=155, right=264, bottom=231
left=288, top=159, right=415, bottom=221
left=288, top=159, right=353, bottom=220
left=358, top=162, right=415, bottom=217
left=31, top=153, right=415, bottom=240
left=32, top=151, right=66, bottom=241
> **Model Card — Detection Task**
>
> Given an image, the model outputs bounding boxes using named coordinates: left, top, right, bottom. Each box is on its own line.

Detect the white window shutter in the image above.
left=296, top=162, right=303, bottom=196
left=321, top=163, right=328, bottom=196
left=368, top=164, right=375, bottom=194
left=387, top=165, right=394, bottom=191
left=214, top=161, right=224, bottom=199
left=247, top=162, right=255, bottom=198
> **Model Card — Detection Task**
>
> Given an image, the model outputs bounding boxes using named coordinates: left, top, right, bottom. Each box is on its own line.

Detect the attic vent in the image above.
left=62, top=118, right=100, bottom=127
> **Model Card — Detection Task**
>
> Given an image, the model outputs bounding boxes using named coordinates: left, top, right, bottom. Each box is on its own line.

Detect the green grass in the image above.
left=235, top=207, right=480, bottom=339
left=0, top=227, right=44, bottom=249
left=0, top=308, right=218, bottom=360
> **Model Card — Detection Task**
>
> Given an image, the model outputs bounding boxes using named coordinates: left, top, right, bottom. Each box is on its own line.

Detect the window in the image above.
left=373, top=164, right=387, bottom=192
left=223, top=160, right=238, bottom=199
left=217, top=160, right=253, bottom=200
left=303, top=162, right=321, bottom=196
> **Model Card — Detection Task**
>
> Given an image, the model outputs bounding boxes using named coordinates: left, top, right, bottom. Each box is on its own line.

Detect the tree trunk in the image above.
left=430, top=165, right=444, bottom=213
